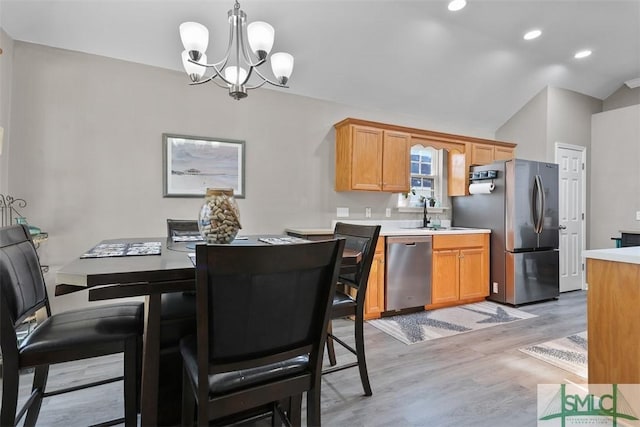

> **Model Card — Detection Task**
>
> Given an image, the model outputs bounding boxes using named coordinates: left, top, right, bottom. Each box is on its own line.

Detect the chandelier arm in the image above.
left=197, top=57, right=229, bottom=69
left=188, top=76, right=215, bottom=86
left=251, top=67, right=288, bottom=88
left=238, top=20, right=265, bottom=68
left=244, top=80, right=268, bottom=90
left=209, top=79, right=232, bottom=89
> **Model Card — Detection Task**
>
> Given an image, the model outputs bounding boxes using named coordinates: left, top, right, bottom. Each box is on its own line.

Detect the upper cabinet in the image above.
left=335, top=122, right=410, bottom=192
left=334, top=118, right=516, bottom=195
left=471, top=142, right=515, bottom=166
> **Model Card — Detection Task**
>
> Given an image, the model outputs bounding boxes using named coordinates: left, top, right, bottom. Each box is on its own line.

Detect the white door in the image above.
left=555, top=143, right=586, bottom=292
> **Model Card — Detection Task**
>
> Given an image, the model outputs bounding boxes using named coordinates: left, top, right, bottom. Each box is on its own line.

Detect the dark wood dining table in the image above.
left=55, top=236, right=360, bottom=427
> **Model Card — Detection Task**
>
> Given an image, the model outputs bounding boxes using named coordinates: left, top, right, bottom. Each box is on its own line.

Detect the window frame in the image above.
left=405, top=145, right=443, bottom=207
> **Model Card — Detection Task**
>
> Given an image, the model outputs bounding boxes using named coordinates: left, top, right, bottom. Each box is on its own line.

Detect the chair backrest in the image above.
left=0, top=225, right=49, bottom=357
left=333, top=222, right=381, bottom=297
left=166, top=219, right=199, bottom=240
left=194, top=239, right=345, bottom=376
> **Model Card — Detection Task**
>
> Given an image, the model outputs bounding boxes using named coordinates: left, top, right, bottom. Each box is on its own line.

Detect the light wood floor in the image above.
left=4, top=291, right=587, bottom=426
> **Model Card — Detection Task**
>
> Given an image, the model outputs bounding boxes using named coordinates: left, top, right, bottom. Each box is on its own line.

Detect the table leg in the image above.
left=140, top=293, right=161, bottom=427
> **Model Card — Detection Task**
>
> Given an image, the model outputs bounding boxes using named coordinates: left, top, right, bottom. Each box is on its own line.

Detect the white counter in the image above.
left=287, top=220, right=490, bottom=237
left=582, top=246, right=640, bottom=265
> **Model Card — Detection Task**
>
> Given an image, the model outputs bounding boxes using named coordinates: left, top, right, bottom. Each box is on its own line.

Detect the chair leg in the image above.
left=1, top=356, right=20, bottom=427
left=23, top=364, right=49, bottom=427
left=136, top=335, right=143, bottom=414
left=288, top=394, right=302, bottom=427
left=326, top=320, right=337, bottom=366
left=354, top=312, right=372, bottom=396
left=306, top=387, right=321, bottom=427
left=124, top=338, right=138, bottom=427
left=181, top=366, right=195, bottom=427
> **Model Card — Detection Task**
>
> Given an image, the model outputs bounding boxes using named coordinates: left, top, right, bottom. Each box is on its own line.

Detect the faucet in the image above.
left=423, top=200, right=430, bottom=228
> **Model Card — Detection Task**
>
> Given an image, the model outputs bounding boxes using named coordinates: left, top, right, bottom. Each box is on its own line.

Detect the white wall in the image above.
left=494, top=87, right=548, bottom=161
left=6, top=42, right=494, bottom=312
left=603, top=85, right=640, bottom=111
left=0, top=29, right=13, bottom=194
left=495, top=86, right=602, bottom=162
left=590, top=105, right=640, bottom=249
left=546, top=87, right=602, bottom=159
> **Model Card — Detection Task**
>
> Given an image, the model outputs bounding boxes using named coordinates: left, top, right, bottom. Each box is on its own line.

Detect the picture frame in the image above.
left=163, top=133, right=245, bottom=198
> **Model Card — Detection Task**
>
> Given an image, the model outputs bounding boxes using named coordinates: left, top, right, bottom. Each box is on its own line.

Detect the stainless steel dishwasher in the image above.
left=385, top=236, right=432, bottom=312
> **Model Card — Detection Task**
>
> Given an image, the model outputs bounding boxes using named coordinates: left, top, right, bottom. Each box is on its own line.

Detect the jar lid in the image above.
left=205, top=188, right=234, bottom=197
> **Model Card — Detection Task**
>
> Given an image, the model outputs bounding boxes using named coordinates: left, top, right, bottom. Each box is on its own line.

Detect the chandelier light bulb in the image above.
left=181, top=50, right=207, bottom=82
left=247, top=21, right=275, bottom=60
left=179, top=22, right=209, bottom=58
left=270, top=52, right=294, bottom=85
left=224, top=66, right=248, bottom=85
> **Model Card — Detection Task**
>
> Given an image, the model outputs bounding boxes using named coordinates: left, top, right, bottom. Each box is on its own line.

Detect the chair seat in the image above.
left=160, top=292, right=196, bottom=348
left=332, top=290, right=357, bottom=319
left=180, top=336, right=310, bottom=397
left=19, top=302, right=143, bottom=366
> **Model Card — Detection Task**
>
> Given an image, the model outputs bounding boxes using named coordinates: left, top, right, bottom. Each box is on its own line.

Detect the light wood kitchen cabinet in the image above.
left=429, top=233, right=489, bottom=308
left=335, top=121, right=409, bottom=192
left=335, top=118, right=516, bottom=196
left=494, top=145, right=515, bottom=161
left=381, top=131, right=411, bottom=192
left=364, top=238, right=385, bottom=320
left=471, top=143, right=515, bottom=165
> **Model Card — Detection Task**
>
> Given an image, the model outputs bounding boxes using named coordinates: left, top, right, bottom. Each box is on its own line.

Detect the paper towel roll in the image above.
left=469, top=182, right=495, bottom=194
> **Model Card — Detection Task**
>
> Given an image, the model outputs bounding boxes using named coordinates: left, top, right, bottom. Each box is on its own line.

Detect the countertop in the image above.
left=583, top=247, right=640, bottom=265
left=286, top=220, right=490, bottom=237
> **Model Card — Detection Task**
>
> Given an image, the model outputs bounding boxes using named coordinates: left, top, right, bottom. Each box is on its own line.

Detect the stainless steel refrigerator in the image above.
left=452, top=159, right=559, bottom=305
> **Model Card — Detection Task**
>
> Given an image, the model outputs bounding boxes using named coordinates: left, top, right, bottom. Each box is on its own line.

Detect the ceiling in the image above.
left=1, top=0, right=639, bottom=134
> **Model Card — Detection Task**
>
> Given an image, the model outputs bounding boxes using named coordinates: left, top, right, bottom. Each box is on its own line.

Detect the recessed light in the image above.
left=523, top=29, right=542, bottom=40
left=448, top=0, right=467, bottom=12
left=574, top=50, right=592, bottom=59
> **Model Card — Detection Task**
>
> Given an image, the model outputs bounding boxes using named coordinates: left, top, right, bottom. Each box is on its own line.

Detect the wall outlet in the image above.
left=636, top=211, right=640, bottom=221
left=385, top=208, right=391, bottom=217
left=336, top=207, right=349, bottom=218
left=492, top=282, right=498, bottom=294
left=365, top=207, right=371, bottom=218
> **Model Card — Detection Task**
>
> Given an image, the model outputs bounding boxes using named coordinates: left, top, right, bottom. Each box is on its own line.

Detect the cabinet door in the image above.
left=494, top=146, right=514, bottom=161
left=458, top=247, right=489, bottom=300
left=448, top=149, right=467, bottom=197
left=432, top=249, right=460, bottom=304
left=364, top=251, right=385, bottom=319
left=471, top=143, right=495, bottom=165
left=351, top=126, right=383, bottom=191
left=381, top=130, right=410, bottom=193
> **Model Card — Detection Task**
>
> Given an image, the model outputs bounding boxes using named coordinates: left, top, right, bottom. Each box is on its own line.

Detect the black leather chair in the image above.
left=323, top=222, right=381, bottom=397
left=180, top=239, right=345, bottom=426
left=0, top=224, right=143, bottom=427
left=166, top=218, right=201, bottom=243
left=158, top=219, right=199, bottom=424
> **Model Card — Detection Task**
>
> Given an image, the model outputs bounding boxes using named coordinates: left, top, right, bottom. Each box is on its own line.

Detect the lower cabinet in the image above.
left=430, top=233, right=489, bottom=308
left=364, top=238, right=385, bottom=320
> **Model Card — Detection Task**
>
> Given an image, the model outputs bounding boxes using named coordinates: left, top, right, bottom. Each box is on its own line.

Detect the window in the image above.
left=410, top=146, right=439, bottom=201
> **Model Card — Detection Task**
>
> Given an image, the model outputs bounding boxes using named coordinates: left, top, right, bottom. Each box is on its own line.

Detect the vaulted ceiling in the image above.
left=2, top=0, right=639, bottom=134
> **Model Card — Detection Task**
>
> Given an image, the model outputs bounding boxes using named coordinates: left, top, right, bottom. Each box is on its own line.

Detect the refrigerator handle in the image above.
left=534, top=175, right=545, bottom=234
left=531, top=176, right=539, bottom=233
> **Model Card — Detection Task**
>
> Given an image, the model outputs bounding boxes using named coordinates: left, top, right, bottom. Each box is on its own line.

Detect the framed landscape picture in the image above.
left=163, top=134, right=245, bottom=198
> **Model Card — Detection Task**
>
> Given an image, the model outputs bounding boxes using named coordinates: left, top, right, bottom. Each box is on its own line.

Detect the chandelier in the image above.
left=179, top=0, right=294, bottom=100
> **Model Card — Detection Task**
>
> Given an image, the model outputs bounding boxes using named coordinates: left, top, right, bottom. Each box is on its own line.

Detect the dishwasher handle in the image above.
left=386, top=236, right=433, bottom=245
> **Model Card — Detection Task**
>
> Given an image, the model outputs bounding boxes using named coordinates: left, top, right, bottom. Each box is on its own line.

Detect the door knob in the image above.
left=559, top=225, right=567, bottom=230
